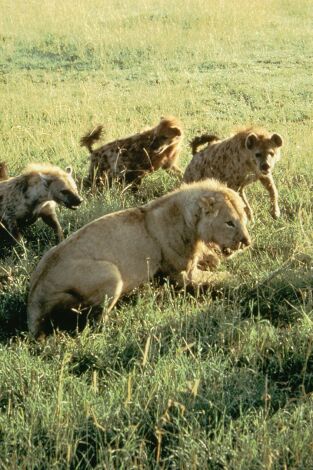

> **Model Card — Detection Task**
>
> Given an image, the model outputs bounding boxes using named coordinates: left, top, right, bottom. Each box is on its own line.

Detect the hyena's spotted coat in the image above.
left=80, top=116, right=183, bottom=190
left=0, top=163, right=82, bottom=245
left=184, top=127, right=283, bottom=220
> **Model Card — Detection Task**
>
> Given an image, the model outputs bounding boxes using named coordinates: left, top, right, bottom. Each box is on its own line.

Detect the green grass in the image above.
left=0, top=0, right=313, bottom=467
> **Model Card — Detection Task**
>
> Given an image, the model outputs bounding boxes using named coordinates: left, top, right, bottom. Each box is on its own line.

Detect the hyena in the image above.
left=0, top=163, right=83, bottom=244
left=184, top=127, right=283, bottom=220
left=80, top=116, right=183, bottom=190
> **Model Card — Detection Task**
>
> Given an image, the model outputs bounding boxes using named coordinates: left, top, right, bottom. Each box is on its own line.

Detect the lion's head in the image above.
left=196, top=185, right=251, bottom=256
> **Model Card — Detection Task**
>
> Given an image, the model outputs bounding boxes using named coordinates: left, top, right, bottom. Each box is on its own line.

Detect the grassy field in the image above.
left=0, top=0, right=312, bottom=467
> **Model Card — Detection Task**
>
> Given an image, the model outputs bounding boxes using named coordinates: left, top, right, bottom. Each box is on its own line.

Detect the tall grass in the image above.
left=0, top=0, right=312, bottom=467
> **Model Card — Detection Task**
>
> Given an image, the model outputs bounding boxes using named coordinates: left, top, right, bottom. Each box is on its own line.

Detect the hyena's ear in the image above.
left=245, top=133, right=258, bottom=150
left=199, top=194, right=218, bottom=215
left=65, top=166, right=73, bottom=175
left=270, top=133, right=283, bottom=148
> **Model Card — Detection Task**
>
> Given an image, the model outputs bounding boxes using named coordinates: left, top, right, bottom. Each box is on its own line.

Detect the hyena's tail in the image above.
left=80, top=125, right=103, bottom=153
left=190, top=134, right=220, bottom=155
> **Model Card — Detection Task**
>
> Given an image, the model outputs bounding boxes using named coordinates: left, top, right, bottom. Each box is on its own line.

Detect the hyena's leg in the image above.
left=161, top=151, right=182, bottom=176
left=123, top=171, right=144, bottom=193
left=84, top=163, right=109, bottom=191
left=259, top=175, right=280, bottom=219
left=238, top=187, right=254, bottom=222
left=165, top=164, right=183, bottom=176
left=6, top=220, right=22, bottom=243
left=161, top=145, right=182, bottom=175
left=37, top=203, right=64, bottom=243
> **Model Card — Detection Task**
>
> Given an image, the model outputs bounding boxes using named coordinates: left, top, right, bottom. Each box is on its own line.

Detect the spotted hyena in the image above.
left=0, top=163, right=83, bottom=245
left=183, top=127, right=283, bottom=220
left=80, top=116, right=183, bottom=190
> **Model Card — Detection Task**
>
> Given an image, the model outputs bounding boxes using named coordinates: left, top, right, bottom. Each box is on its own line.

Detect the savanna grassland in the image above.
left=0, top=0, right=312, bottom=468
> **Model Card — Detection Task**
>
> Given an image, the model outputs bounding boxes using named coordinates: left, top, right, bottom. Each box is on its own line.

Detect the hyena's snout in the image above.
left=61, top=190, right=83, bottom=210
left=260, top=162, right=271, bottom=174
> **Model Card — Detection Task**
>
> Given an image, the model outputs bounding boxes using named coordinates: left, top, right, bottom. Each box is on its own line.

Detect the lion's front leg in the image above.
left=196, top=242, right=221, bottom=271
left=171, top=268, right=231, bottom=289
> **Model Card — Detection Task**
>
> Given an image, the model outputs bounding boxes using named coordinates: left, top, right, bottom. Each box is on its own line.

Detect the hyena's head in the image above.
left=196, top=183, right=251, bottom=256
left=245, top=131, right=283, bottom=176
left=150, top=116, right=183, bottom=154
left=40, top=166, right=83, bottom=210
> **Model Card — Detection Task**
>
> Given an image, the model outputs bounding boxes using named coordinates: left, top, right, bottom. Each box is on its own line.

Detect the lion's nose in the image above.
left=241, top=235, right=251, bottom=247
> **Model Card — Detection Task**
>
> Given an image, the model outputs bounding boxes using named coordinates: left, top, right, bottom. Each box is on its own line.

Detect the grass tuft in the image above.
left=0, top=0, right=312, bottom=467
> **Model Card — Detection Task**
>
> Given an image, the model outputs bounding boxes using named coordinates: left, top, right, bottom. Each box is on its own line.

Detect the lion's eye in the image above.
left=255, top=152, right=262, bottom=158
left=226, top=221, right=235, bottom=228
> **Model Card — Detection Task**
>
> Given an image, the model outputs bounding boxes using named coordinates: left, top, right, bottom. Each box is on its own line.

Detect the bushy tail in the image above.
left=190, top=134, right=219, bottom=155
left=80, top=125, right=103, bottom=153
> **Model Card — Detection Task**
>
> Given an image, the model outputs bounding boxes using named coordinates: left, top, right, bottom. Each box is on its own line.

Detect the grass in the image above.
left=0, top=0, right=313, bottom=467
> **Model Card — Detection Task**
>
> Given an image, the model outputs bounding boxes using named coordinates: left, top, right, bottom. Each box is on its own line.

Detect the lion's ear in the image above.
left=270, top=133, right=283, bottom=148
left=199, top=194, right=217, bottom=214
left=65, top=166, right=73, bottom=175
left=245, top=133, right=258, bottom=150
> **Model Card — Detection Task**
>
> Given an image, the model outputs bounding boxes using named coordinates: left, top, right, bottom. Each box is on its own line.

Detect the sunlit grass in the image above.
left=0, top=0, right=312, bottom=467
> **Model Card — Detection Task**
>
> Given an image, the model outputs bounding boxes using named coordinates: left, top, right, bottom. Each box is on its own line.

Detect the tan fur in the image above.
left=22, top=162, right=76, bottom=179
left=184, top=127, right=283, bottom=220
left=0, top=163, right=83, bottom=244
left=196, top=242, right=222, bottom=271
left=81, top=116, right=183, bottom=190
left=0, top=162, right=8, bottom=181
left=27, top=179, right=251, bottom=338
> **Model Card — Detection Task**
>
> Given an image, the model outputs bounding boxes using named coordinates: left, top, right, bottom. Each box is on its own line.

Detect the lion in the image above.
left=0, top=163, right=83, bottom=245
left=27, top=179, right=251, bottom=338
left=184, top=127, right=283, bottom=220
left=80, top=116, right=183, bottom=191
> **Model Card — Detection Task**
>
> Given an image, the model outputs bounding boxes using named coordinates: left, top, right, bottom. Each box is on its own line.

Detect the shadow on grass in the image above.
left=1, top=267, right=312, bottom=468
left=0, top=289, right=28, bottom=342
